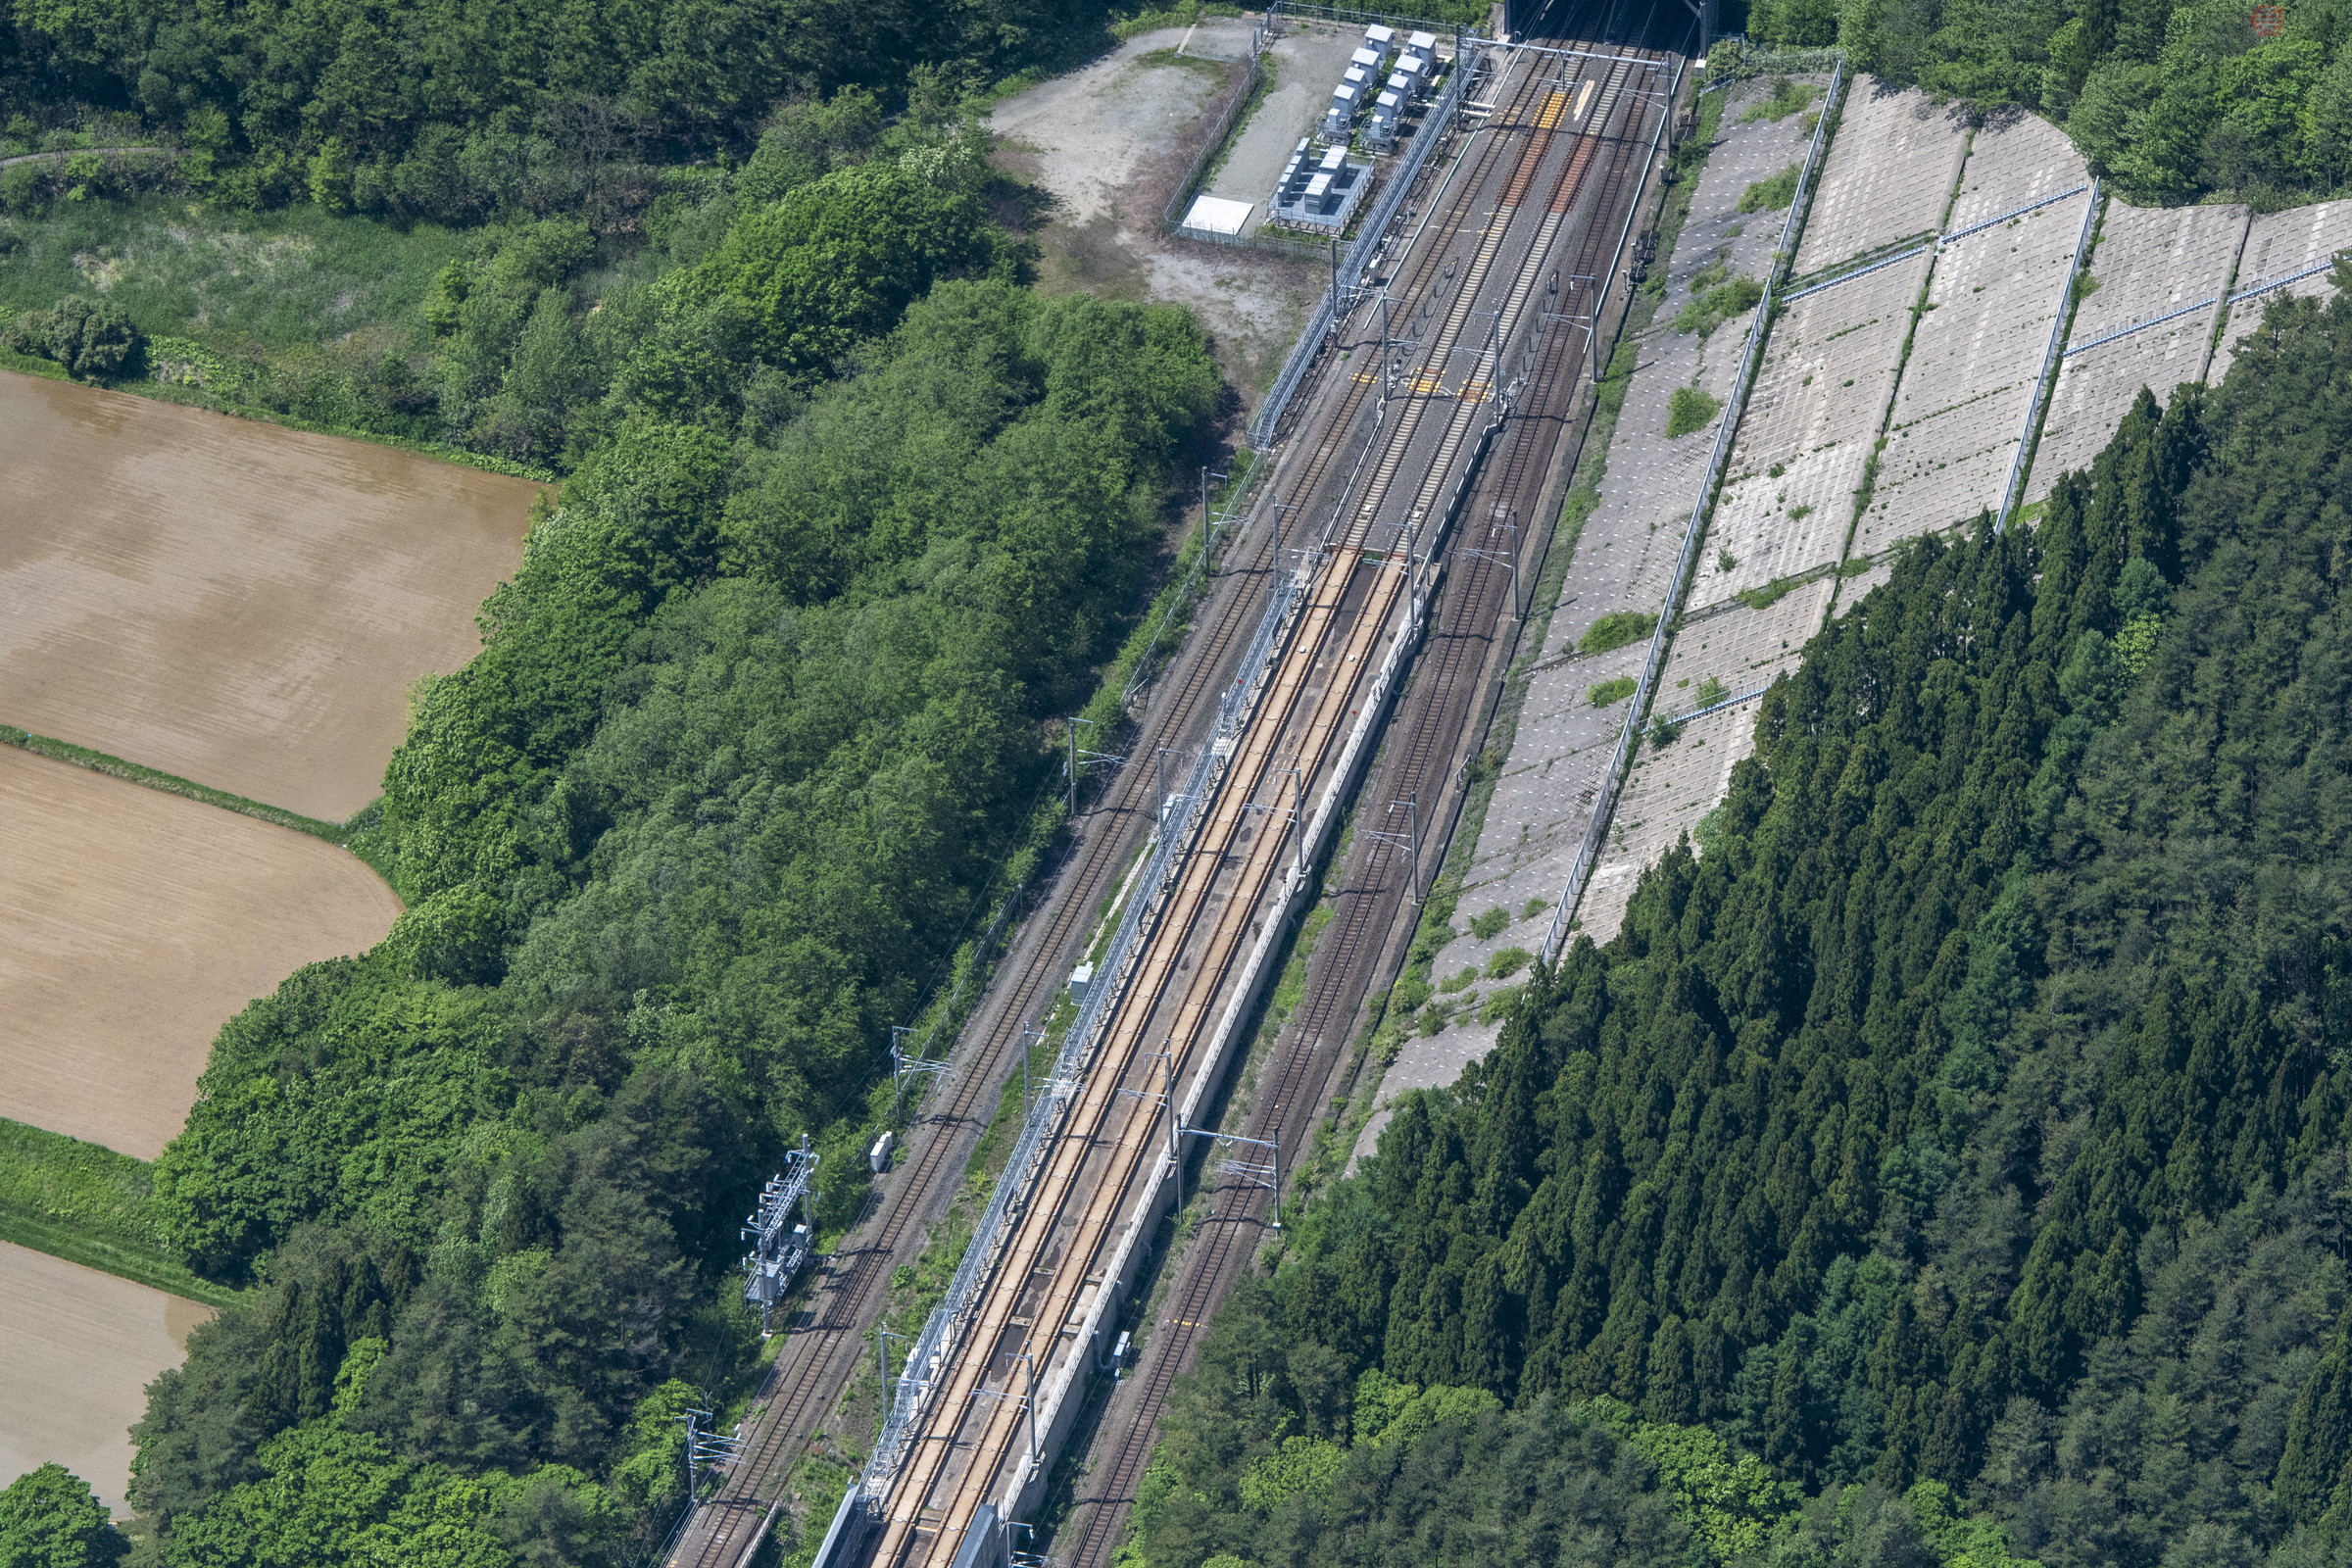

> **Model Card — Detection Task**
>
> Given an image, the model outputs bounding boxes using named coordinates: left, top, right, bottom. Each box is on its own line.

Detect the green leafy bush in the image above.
left=1738, top=164, right=1799, bottom=212
left=0, top=1465, right=126, bottom=1568
left=1484, top=947, right=1531, bottom=980
left=1467, top=906, right=1510, bottom=941
left=1588, top=674, right=1638, bottom=706
left=1665, top=384, right=1721, bottom=437
left=1738, top=76, right=1822, bottom=122
left=1579, top=612, right=1656, bottom=656
left=3, top=295, right=140, bottom=378
left=1673, top=278, right=1762, bottom=338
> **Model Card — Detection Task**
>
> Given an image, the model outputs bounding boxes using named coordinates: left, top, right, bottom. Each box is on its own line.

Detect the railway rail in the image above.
left=662, top=35, right=1503, bottom=1568
left=832, top=38, right=1672, bottom=1568
left=1050, top=40, right=1676, bottom=1568
left=674, top=17, right=1681, bottom=1568
left=666, top=374, right=1298, bottom=1568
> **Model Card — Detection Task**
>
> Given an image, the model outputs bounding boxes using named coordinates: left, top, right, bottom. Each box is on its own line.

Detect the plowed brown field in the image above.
left=0, top=1240, right=213, bottom=1515
left=0, top=368, right=538, bottom=821
left=0, top=746, right=401, bottom=1158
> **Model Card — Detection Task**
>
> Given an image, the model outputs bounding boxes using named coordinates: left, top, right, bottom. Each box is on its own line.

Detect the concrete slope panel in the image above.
left=1945, top=111, right=2086, bottom=230
left=2214, top=199, right=2352, bottom=369
left=1695, top=248, right=1932, bottom=608
left=2032, top=202, right=2245, bottom=492
left=1859, top=192, right=2083, bottom=553
left=1794, top=81, right=1966, bottom=274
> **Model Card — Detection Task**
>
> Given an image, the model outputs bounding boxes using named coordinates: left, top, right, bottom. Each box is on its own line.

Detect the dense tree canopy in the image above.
left=1146, top=280, right=2352, bottom=1568
left=1743, top=0, right=2352, bottom=205
left=0, top=0, right=1107, bottom=213
left=0, top=1466, right=126, bottom=1568
left=127, top=197, right=1216, bottom=1568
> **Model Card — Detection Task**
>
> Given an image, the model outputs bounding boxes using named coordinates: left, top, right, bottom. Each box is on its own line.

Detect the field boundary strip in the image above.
left=0, top=724, right=356, bottom=845
left=0, top=1203, right=242, bottom=1308
left=0, top=1117, right=243, bottom=1307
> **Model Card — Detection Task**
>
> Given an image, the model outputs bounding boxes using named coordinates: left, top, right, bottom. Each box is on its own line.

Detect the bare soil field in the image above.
left=0, top=746, right=401, bottom=1158
left=990, top=23, right=1323, bottom=402
left=0, top=368, right=538, bottom=821
left=0, top=1239, right=212, bottom=1515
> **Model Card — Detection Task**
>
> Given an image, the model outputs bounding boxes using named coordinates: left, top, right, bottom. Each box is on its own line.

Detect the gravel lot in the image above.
left=990, top=20, right=1328, bottom=402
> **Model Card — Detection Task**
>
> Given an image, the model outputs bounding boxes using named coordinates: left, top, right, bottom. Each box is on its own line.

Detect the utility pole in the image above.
left=892, top=1028, right=946, bottom=1121
left=1379, top=289, right=1395, bottom=403
left=1280, top=765, right=1305, bottom=875
left=892, top=1024, right=911, bottom=1121
left=1184, top=1127, right=1285, bottom=1229
left=1019, top=1026, right=1044, bottom=1115
left=1270, top=500, right=1300, bottom=581
left=1200, top=466, right=1229, bottom=544
left=1504, top=511, right=1523, bottom=618
left=1021, top=1350, right=1040, bottom=1471
left=1064, top=717, right=1124, bottom=819
left=1400, top=794, right=1420, bottom=905
left=1118, top=1052, right=1184, bottom=1214
left=1369, top=795, right=1422, bottom=906
left=875, top=1323, right=908, bottom=1394
left=1163, top=1050, right=1179, bottom=1213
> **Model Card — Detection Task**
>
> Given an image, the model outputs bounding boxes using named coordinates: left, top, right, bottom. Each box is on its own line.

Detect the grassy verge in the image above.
left=0, top=723, right=354, bottom=844
left=1082, top=447, right=1262, bottom=739
left=1112, top=1, right=1244, bottom=40
left=0, top=195, right=556, bottom=479
left=0, top=196, right=460, bottom=356
left=0, top=1117, right=240, bottom=1306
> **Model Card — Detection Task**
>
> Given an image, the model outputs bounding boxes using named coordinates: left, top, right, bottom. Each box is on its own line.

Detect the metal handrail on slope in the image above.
left=1996, top=179, right=2100, bottom=531
left=1540, top=55, right=1846, bottom=964
left=2064, top=288, right=2220, bottom=358
left=2230, top=253, right=2346, bottom=304
left=1780, top=183, right=2090, bottom=305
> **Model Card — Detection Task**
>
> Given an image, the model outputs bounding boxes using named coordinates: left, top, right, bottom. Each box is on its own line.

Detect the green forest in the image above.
left=1742, top=0, right=2352, bottom=206
left=1136, top=287, right=2352, bottom=1566
left=0, top=0, right=1103, bottom=212
left=7, top=0, right=2352, bottom=1562
left=106, top=280, right=1213, bottom=1564
left=0, top=8, right=1228, bottom=1563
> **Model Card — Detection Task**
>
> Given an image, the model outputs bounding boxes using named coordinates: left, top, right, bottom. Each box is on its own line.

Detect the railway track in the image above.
left=668, top=391, right=1300, bottom=1568
left=679, top=21, right=1677, bottom=1568
left=663, top=35, right=1517, bottom=1564
left=1048, top=40, right=1676, bottom=1568
left=844, top=40, right=1670, bottom=1568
